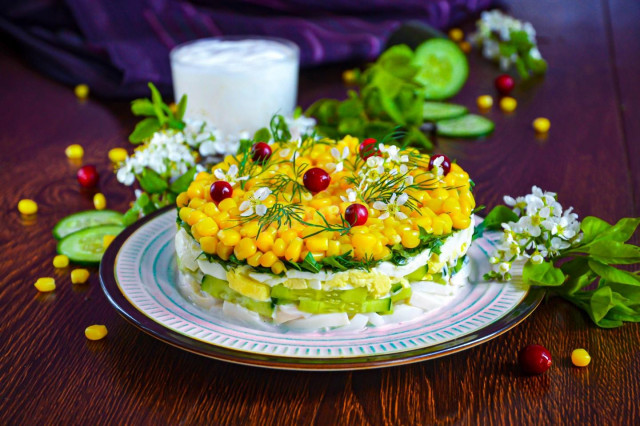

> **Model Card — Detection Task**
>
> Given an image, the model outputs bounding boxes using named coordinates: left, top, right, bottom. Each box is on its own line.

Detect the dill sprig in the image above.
left=260, top=155, right=310, bottom=203
left=297, top=211, right=352, bottom=238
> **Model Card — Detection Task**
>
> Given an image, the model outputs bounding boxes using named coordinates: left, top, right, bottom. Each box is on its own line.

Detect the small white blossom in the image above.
left=373, top=193, right=409, bottom=221
left=212, top=164, right=249, bottom=187
left=340, top=188, right=358, bottom=203
left=239, top=188, right=271, bottom=217
left=327, top=146, right=350, bottom=172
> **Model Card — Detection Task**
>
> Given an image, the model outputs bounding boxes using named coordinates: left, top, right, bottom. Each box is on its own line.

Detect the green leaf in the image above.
left=253, top=127, right=271, bottom=143
left=589, top=286, right=619, bottom=324
left=131, top=99, right=156, bottom=116
left=581, top=216, right=640, bottom=245
left=300, top=252, right=322, bottom=273
left=588, top=260, right=640, bottom=286
left=123, top=206, right=140, bottom=225
left=138, top=168, right=168, bottom=194
left=169, top=167, right=197, bottom=194
left=560, top=257, right=596, bottom=295
left=148, top=82, right=167, bottom=124
left=321, top=256, right=348, bottom=271
left=175, top=94, right=188, bottom=121
left=588, top=240, right=640, bottom=264
left=522, top=260, right=566, bottom=287
left=473, top=205, right=518, bottom=239
left=129, top=117, right=161, bottom=143
left=580, top=216, right=612, bottom=244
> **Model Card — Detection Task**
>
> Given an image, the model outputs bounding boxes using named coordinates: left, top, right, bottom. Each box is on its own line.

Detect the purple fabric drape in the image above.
left=0, top=0, right=492, bottom=98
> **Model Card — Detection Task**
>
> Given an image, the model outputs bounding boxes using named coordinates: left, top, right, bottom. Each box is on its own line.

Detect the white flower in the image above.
left=498, top=262, right=511, bottom=274
left=286, top=114, right=316, bottom=141
left=340, top=188, right=358, bottom=203
left=327, top=146, right=350, bottom=172
left=213, top=164, right=249, bottom=187
left=373, top=193, right=409, bottom=220
left=531, top=252, right=544, bottom=264
left=239, top=187, right=272, bottom=217
left=117, top=166, right=135, bottom=186
left=365, top=156, right=385, bottom=175
left=430, top=155, right=446, bottom=177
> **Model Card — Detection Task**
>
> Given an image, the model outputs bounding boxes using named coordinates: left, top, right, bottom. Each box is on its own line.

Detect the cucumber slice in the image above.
left=423, top=101, right=468, bottom=121
left=413, top=39, right=469, bottom=100
left=53, top=210, right=124, bottom=240
left=298, top=297, right=392, bottom=315
left=436, top=114, right=495, bottom=138
left=57, top=225, right=125, bottom=264
left=202, top=275, right=274, bottom=317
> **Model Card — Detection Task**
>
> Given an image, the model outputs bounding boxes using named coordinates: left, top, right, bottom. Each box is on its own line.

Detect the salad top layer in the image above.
left=175, top=135, right=475, bottom=275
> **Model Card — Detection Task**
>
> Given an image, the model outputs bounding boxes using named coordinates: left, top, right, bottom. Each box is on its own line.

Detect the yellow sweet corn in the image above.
left=93, top=193, right=107, bottom=210
left=18, top=199, right=38, bottom=215
left=85, top=325, right=108, bottom=340
left=53, top=255, right=69, bottom=268
left=35, top=277, right=56, bottom=292
left=108, top=147, right=127, bottom=163
left=71, top=268, right=90, bottom=284
left=65, top=144, right=84, bottom=159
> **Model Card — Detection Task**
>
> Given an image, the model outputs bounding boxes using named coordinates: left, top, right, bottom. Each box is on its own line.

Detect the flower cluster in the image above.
left=470, top=10, right=546, bottom=77
left=116, top=130, right=197, bottom=186
left=486, top=186, right=582, bottom=280
left=182, top=118, right=228, bottom=157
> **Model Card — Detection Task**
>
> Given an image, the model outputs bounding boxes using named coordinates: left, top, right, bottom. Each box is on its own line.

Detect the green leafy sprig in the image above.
left=482, top=206, right=640, bottom=328
left=129, top=83, right=187, bottom=143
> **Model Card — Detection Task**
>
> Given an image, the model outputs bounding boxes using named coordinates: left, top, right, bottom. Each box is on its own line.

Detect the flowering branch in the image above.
left=482, top=186, right=640, bottom=328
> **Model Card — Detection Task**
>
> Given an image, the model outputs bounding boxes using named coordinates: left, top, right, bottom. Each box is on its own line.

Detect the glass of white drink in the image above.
left=170, top=36, right=299, bottom=141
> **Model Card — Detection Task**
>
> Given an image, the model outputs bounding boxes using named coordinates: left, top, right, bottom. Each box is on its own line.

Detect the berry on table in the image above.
left=77, top=165, right=99, bottom=188
left=518, top=344, right=552, bottom=374
left=495, top=74, right=515, bottom=95
left=359, top=138, right=380, bottom=159
left=210, top=181, right=233, bottom=204
left=428, top=154, right=451, bottom=176
left=251, top=142, right=272, bottom=163
left=345, top=204, right=368, bottom=227
left=303, top=168, right=331, bottom=193
left=571, top=348, right=591, bottom=367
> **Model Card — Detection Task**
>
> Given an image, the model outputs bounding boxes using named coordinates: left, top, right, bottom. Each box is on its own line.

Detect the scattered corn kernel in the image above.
left=533, top=117, right=551, bottom=133
left=448, top=28, right=464, bottom=42
left=103, top=234, right=116, bottom=249
left=85, top=325, right=108, bottom=341
left=18, top=199, right=38, bottom=215
left=35, top=277, right=56, bottom=292
left=477, top=95, right=493, bottom=109
left=93, top=193, right=107, bottom=210
left=342, top=69, right=356, bottom=85
left=458, top=41, right=472, bottom=53
left=65, top=144, right=84, bottom=159
left=571, top=348, right=591, bottom=367
left=499, top=97, right=517, bottom=113
left=74, top=84, right=89, bottom=99
left=71, top=268, right=90, bottom=284
left=53, top=255, right=69, bottom=269
left=108, top=147, right=128, bottom=163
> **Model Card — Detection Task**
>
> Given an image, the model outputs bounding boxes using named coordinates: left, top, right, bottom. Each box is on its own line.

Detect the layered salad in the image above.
left=174, top=135, right=476, bottom=331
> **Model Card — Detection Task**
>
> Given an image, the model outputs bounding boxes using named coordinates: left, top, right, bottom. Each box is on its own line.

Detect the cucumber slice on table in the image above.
left=413, top=38, right=469, bottom=100
left=53, top=210, right=124, bottom=240
left=436, top=114, right=495, bottom=138
left=423, top=101, right=468, bottom=121
left=57, top=225, right=125, bottom=264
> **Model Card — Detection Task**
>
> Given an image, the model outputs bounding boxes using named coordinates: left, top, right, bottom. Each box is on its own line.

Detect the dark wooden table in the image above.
left=1, top=0, right=639, bottom=424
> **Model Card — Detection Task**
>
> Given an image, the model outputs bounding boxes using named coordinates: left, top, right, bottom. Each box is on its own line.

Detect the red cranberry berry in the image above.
left=251, top=142, right=272, bottom=163
left=518, top=344, right=552, bottom=375
left=345, top=204, right=369, bottom=227
left=495, top=74, right=515, bottom=95
left=77, top=165, right=99, bottom=188
left=210, top=181, right=233, bottom=204
left=359, top=138, right=380, bottom=160
left=428, top=154, right=452, bottom=176
left=303, top=167, right=331, bottom=193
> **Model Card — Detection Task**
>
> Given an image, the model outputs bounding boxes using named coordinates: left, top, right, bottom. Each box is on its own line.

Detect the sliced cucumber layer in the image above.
left=423, top=101, right=468, bottom=121
left=53, top=210, right=124, bottom=240
left=57, top=225, right=125, bottom=264
left=413, top=38, right=469, bottom=100
left=436, top=114, right=495, bottom=138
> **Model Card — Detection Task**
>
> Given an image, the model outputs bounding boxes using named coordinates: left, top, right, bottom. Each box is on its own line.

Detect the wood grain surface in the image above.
left=1, top=0, right=639, bottom=424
